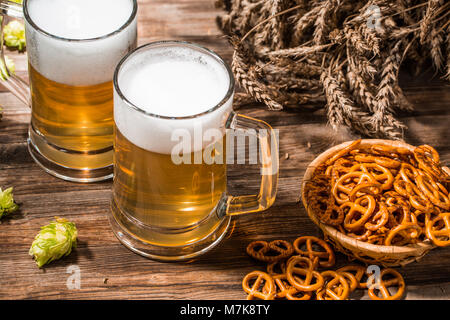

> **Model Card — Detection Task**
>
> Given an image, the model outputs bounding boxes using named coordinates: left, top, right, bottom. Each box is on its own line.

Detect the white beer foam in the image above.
left=114, top=44, right=234, bottom=154
left=25, top=0, right=137, bottom=86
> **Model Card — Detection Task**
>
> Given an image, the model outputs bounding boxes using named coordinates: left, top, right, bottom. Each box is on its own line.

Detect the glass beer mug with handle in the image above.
left=110, top=41, right=279, bottom=261
left=0, top=0, right=137, bottom=182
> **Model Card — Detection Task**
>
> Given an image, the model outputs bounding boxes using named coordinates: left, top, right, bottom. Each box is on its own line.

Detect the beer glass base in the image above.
left=108, top=199, right=231, bottom=262
left=28, top=127, right=113, bottom=183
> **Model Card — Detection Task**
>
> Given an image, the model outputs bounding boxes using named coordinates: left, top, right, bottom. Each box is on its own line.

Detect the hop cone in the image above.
left=0, top=187, right=19, bottom=219
left=29, top=218, right=77, bottom=268
left=3, top=20, right=26, bottom=51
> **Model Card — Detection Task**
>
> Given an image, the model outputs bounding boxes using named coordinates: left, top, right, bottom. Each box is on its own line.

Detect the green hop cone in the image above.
left=3, top=20, right=26, bottom=51
left=29, top=217, right=78, bottom=268
left=0, top=187, right=19, bottom=219
left=0, top=55, right=15, bottom=80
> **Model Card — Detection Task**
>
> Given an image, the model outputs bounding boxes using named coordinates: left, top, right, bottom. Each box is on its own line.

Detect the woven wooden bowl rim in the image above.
left=301, top=139, right=436, bottom=259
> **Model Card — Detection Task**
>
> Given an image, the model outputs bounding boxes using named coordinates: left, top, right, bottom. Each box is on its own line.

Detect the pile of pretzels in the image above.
left=242, top=236, right=405, bottom=300
left=304, top=140, right=450, bottom=247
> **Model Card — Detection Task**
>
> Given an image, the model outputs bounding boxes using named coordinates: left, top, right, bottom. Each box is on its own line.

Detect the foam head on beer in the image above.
left=119, top=46, right=230, bottom=117
left=28, top=0, right=133, bottom=39
left=114, top=43, right=234, bottom=155
left=25, top=0, right=137, bottom=86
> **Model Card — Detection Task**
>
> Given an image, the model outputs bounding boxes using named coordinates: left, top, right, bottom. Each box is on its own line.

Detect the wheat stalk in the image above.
left=217, top=0, right=449, bottom=139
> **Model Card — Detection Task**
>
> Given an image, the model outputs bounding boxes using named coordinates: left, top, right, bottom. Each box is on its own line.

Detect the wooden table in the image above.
left=0, top=0, right=449, bottom=300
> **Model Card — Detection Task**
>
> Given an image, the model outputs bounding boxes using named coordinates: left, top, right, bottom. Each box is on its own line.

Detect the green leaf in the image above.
left=0, top=187, right=19, bottom=219
left=29, top=217, right=78, bottom=268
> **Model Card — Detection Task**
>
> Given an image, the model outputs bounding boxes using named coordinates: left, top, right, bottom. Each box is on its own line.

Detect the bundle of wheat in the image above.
left=216, top=0, right=449, bottom=139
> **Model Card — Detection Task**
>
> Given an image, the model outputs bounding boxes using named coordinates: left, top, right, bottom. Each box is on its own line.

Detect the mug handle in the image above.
left=0, top=0, right=30, bottom=106
left=220, top=111, right=279, bottom=216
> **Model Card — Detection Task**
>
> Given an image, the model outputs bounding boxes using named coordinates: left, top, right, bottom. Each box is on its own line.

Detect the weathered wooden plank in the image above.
left=0, top=0, right=449, bottom=300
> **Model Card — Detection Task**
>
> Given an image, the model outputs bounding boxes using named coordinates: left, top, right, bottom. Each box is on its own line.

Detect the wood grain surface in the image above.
left=0, top=0, right=449, bottom=300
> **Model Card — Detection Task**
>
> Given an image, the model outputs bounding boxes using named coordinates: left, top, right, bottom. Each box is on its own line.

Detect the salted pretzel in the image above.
left=367, top=268, right=405, bottom=300
left=285, top=256, right=324, bottom=292
left=337, top=271, right=359, bottom=292
left=305, top=140, right=450, bottom=248
left=351, top=162, right=394, bottom=190
left=426, top=212, right=450, bottom=247
left=266, top=259, right=287, bottom=275
left=325, top=139, right=362, bottom=166
left=246, top=240, right=294, bottom=263
left=318, top=197, right=345, bottom=226
left=341, top=195, right=376, bottom=231
left=370, top=144, right=412, bottom=158
left=332, top=171, right=377, bottom=204
left=364, top=202, right=389, bottom=231
left=293, top=236, right=335, bottom=268
left=316, top=270, right=350, bottom=300
left=384, top=223, right=422, bottom=246
left=336, top=265, right=366, bottom=289
left=416, top=173, right=450, bottom=210
left=414, top=145, right=447, bottom=182
left=241, top=237, right=409, bottom=300
left=272, top=274, right=312, bottom=300
left=242, top=271, right=275, bottom=300
left=354, top=154, right=401, bottom=169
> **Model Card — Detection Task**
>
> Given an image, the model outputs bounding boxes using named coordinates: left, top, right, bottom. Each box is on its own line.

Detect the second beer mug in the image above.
left=0, top=0, right=138, bottom=182
left=109, top=41, right=279, bottom=261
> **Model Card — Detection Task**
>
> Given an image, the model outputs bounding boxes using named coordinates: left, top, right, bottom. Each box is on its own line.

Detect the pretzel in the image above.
left=413, top=210, right=432, bottom=229
left=336, top=265, right=366, bottom=289
left=293, top=236, right=335, bottom=268
left=316, top=270, right=350, bottom=300
left=242, top=271, right=275, bottom=300
left=266, top=259, right=287, bottom=275
left=367, top=268, right=405, bottom=300
left=352, top=163, right=394, bottom=190
left=354, top=154, right=401, bottom=169
left=318, top=197, right=345, bottom=226
left=272, top=274, right=312, bottom=300
left=347, top=228, right=372, bottom=241
left=306, top=141, right=450, bottom=249
left=341, top=195, right=376, bottom=231
left=398, top=163, right=419, bottom=184
left=332, top=171, right=377, bottom=204
left=365, top=202, right=389, bottom=231
left=387, top=203, right=413, bottom=226
left=416, top=173, right=450, bottom=210
left=337, top=271, right=358, bottom=292
left=348, top=182, right=382, bottom=202
left=384, top=223, right=422, bottom=246
left=242, top=237, right=409, bottom=300
left=285, top=256, right=324, bottom=292
left=246, top=240, right=294, bottom=263
left=414, top=145, right=445, bottom=181
left=370, top=144, right=412, bottom=158
left=426, top=212, right=450, bottom=247
left=325, top=139, right=362, bottom=166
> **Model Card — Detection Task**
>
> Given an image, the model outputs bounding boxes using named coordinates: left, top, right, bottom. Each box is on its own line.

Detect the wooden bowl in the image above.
left=301, top=139, right=436, bottom=267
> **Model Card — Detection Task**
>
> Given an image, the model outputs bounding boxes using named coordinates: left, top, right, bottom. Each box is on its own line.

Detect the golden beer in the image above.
left=29, top=65, right=114, bottom=168
left=24, top=0, right=137, bottom=181
left=109, top=41, right=279, bottom=261
left=113, top=128, right=227, bottom=246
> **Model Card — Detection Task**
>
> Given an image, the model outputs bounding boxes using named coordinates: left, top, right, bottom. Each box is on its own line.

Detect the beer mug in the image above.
left=0, top=0, right=137, bottom=182
left=109, top=41, right=279, bottom=261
